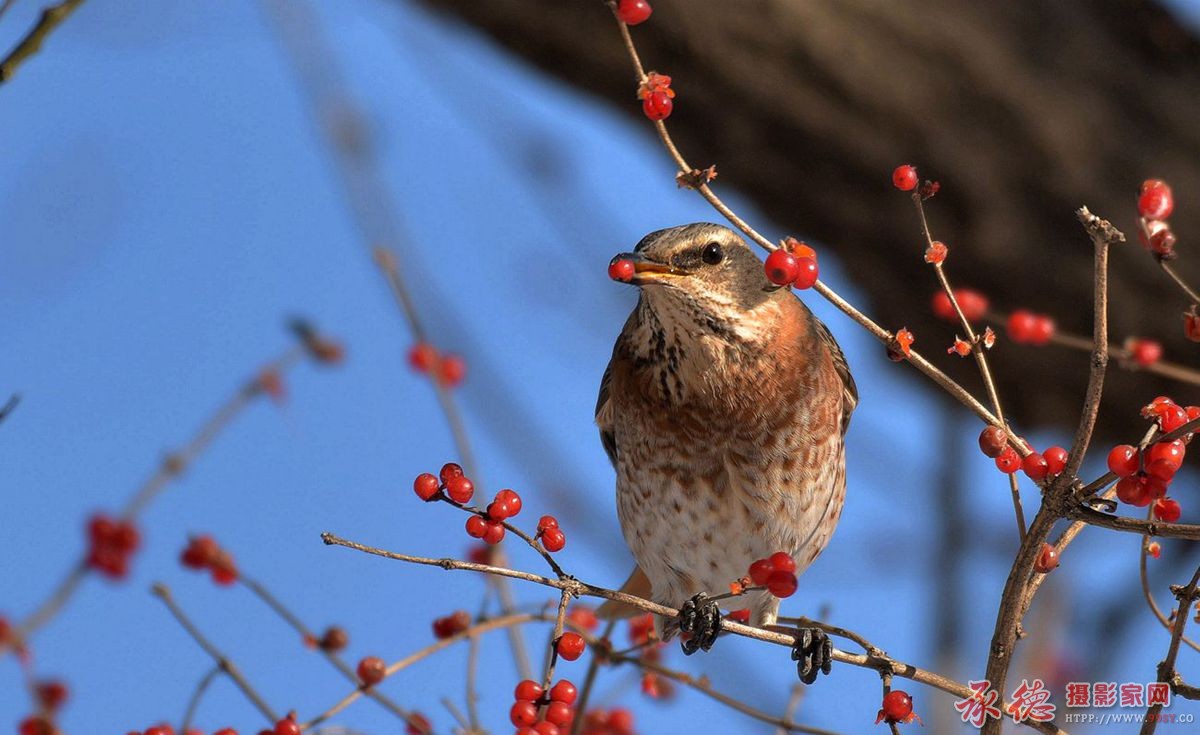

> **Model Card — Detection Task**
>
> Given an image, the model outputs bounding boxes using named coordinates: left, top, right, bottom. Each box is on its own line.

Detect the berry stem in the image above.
left=1137, top=506, right=1200, bottom=653
left=909, top=191, right=1027, bottom=541
left=152, top=583, right=280, bottom=724
left=180, top=665, right=221, bottom=735
left=238, top=574, right=418, bottom=725
left=609, top=11, right=1029, bottom=455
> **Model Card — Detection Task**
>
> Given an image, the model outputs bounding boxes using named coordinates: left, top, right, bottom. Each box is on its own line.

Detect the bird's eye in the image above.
left=701, top=242, right=724, bottom=265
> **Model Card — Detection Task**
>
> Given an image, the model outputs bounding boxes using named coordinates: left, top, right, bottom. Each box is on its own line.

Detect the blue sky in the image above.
left=2, top=2, right=1198, bottom=733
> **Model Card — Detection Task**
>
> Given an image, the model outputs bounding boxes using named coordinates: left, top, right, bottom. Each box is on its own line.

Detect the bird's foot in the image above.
left=678, top=592, right=721, bottom=655
left=791, top=627, right=833, bottom=684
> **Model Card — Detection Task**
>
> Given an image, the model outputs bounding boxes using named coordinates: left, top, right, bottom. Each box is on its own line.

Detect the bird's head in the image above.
left=609, top=223, right=779, bottom=337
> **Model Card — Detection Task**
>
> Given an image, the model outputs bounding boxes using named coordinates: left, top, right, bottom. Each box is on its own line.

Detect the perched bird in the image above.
left=595, top=223, right=856, bottom=682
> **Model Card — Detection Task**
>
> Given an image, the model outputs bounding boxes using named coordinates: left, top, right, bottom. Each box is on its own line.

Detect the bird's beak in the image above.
left=610, top=252, right=689, bottom=285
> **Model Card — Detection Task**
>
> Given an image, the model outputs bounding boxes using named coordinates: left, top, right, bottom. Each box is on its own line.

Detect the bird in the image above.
left=594, top=223, right=856, bottom=683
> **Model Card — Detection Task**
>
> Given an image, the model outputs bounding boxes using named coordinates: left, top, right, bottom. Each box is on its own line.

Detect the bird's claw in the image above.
left=791, top=627, right=832, bottom=684
left=678, top=593, right=721, bottom=655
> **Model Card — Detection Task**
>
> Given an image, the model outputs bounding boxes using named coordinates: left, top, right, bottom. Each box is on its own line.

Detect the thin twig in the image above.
left=262, top=0, right=533, bottom=680
left=1159, top=260, right=1200, bottom=304
left=239, top=575, right=419, bottom=725
left=465, top=633, right=481, bottom=732
left=181, top=665, right=221, bottom=733
left=322, top=530, right=1062, bottom=733
left=1137, top=508, right=1200, bottom=654
left=0, top=0, right=83, bottom=82
left=1139, top=565, right=1200, bottom=734
left=910, top=194, right=1024, bottom=538
left=152, top=583, right=279, bottom=724
left=0, top=393, right=19, bottom=424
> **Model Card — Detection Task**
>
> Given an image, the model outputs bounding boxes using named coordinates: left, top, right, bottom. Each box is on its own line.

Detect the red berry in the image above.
left=747, top=558, right=774, bottom=586
left=318, top=626, right=348, bottom=652
left=1138, top=180, right=1174, bottom=220
left=1185, top=313, right=1200, bottom=342
left=556, top=632, right=586, bottom=661
left=616, top=0, right=652, bottom=25
left=514, top=679, right=543, bottom=702
left=608, top=258, right=635, bottom=283
left=439, top=462, right=464, bottom=483
left=1034, top=543, right=1060, bottom=573
left=1130, top=339, right=1163, bottom=367
left=1160, top=404, right=1189, bottom=433
left=181, top=535, right=218, bottom=569
left=768, top=551, right=796, bottom=574
left=541, top=528, right=566, bottom=552
left=550, top=679, right=578, bottom=704
left=567, top=606, right=598, bottom=632
left=510, top=701, right=539, bottom=727
left=465, top=515, right=488, bottom=539
left=112, top=521, right=139, bottom=553
left=764, top=250, right=799, bottom=286
left=1116, top=476, right=1154, bottom=507
left=1147, top=439, right=1186, bottom=470
left=405, top=713, right=431, bottom=735
left=892, top=165, right=918, bottom=191
left=495, top=489, right=522, bottom=517
left=1107, top=445, right=1139, bottom=477
left=545, top=701, right=574, bottom=727
left=642, top=90, right=673, bottom=121
left=212, top=561, right=239, bottom=586
left=1008, top=310, right=1055, bottom=344
left=35, top=680, right=68, bottom=711
left=408, top=343, right=437, bottom=372
left=995, top=447, right=1020, bottom=474
left=533, top=722, right=561, bottom=735
left=791, top=256, right=819, bottom=290
left=444, top=475, right=474, bottom=504
left=357, top=656, right=386, bottom=686
left=1043, top=446, right=1068, bottom=476
left=879, top=689, right=914, bottom=723
left=723, top=609, right=749, bottom=625
left=607, top=708, right=635, bottom=732
left=481, top=521, right=504, bottom=545
left=88, top=514, right=116, bottom=544
left=766, top=570, right=798, bottom=598
left=1154, top=498, right=1182, bottom=523
left=433, top=610, right=471, bottom=639
left=413, top=473, right=440, bottom=501
left=436, top=355, right=466, bottom=387
left=1021, top=452, right=1049, bottom=482
left=486, top=499, right=511, bottom=522
left=978, top=425, right=1008, bottom=458
left=537, top=515, right=559, bottom=532
left=274, top=717, right=301, bottom=735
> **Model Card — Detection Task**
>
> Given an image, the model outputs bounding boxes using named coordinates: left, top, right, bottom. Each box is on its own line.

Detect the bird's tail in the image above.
left=596, top=565, right=653, bottom=619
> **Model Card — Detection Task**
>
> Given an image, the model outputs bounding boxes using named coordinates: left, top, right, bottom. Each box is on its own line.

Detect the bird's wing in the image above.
left=813, top=316, right=857, bottom=434
left=596, top=564, right=653, bottom=619
left=595, top=361, right=618, bottom=467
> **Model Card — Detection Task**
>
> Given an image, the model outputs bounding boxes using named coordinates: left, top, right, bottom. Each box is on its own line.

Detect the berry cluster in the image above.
left=122, top=726, right=238, bottom=735
left=466, top=488, right=524, bottom=546
left=638, top=72, right=674, bottom=121
left=432, top=610, right=472, bottom=639
left=931, top=289, right=988, bottom=323
left=875, top=689, right=921, bottom=725
left=180, top=535, right=238, bottom=586
left=536, top=515, right=567, bottom=552
left=977, top=426, right=1068, bottom=482
left=86, top=514, right=140, bottom=579
left=746, top=552, right=799, bottom=598
left=510, top=677, right=578, bottom=734
left=413, top=463, right=475, bottom=504
left=1104, top=396, right=1196, bottom=512
left=763, top=238, right=819, bottom=290
left=1136, top=179, right=1177, bottom=258
left=579, top=708, right=635, bottom=735
left=408, top=342, right=466, bottom=388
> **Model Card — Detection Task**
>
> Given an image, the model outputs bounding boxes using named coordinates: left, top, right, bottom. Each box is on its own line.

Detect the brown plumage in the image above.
left=595, top=223, right=856, bottom=636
